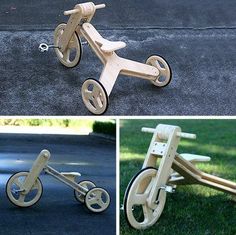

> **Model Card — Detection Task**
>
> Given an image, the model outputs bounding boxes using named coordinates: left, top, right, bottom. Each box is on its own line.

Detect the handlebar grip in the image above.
left=141, top=127, right=156, bottom=133
left=64, top=8, right=80, bottom=16
left=95, top=4, right=106, bottom=9
left=177, top=132, right=196, bottom=139
left=142, top=127, right=196, bottom=139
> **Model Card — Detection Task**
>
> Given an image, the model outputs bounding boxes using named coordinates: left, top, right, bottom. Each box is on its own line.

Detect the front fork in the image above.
left=58, top=2, right=97, bottom=52
left=58, top=14, right=82, bottom=52
left=20, top=150, right=50, bottom=194
left=143, top=129, right=181, bottom=209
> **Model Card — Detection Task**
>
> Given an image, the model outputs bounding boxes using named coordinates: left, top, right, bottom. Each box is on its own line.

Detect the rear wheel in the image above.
left=146, top=55, right=172, bottom=87
left=85, top=187, right=110, bottom=213
left=81, top=78, right=109, bottom=115
left=74, top=180, right=96, bottom=203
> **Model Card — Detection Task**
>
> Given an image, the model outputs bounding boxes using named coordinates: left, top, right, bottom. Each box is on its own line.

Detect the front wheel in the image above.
left=146, top=55, right=172, bottom=87
left=124, top=167, right=166, bottom=230
left=54, top=23, right=82, bottom=68
left=6, top=172, right=43, bottom=208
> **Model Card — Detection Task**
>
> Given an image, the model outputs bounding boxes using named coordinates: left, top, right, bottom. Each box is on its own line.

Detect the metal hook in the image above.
left=38, top=43, right=60, bottom=53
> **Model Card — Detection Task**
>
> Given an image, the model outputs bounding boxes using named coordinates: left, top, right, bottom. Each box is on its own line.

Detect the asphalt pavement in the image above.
left=0, top=0, right=235, bottom=115
left=0, top=133, right=116, bottom=235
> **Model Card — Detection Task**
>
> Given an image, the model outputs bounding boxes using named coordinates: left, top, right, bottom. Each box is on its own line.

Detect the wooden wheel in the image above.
left=85, top=187, right=110, bottom=213
left=81, top=78, right=109, bottom=115
left=124, top=167, right=166, bottom=230
left=146, top=55, right=172, bottom=87
left=74, top=180, right=96, bottom=203
left=54, top=23, right=82, bottom=68
left=6, top=172, right=43, bottom=208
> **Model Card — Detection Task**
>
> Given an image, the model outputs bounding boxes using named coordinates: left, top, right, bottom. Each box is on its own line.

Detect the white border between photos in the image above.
left=116, top=118, right=120, bottom=235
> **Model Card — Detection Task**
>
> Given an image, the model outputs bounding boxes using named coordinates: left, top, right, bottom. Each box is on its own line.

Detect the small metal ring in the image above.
left=39, top=43, right=49, bottom=52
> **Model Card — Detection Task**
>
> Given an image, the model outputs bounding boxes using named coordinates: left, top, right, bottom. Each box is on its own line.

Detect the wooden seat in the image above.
left=95, top=39, right=126, bottom=53
left=82, top=23, right=126, bottom=53
left=180, top=153, right=211, bottom=163
left=61, top=172, right=81, bottom=181
left=61, top=172, right=81, bottom=176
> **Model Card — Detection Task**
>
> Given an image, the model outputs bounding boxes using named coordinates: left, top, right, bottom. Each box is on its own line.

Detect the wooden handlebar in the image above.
left=141, top=127, right=156, bottom=133
left=176, top=132, right=196, bottom=139
left=141, top=127, right=196, bottom=139
left=64, top=9, right=80, bottom=16
left=64, top=3, right=106, bottom=16
left=95, top=4, right=106, bottom=9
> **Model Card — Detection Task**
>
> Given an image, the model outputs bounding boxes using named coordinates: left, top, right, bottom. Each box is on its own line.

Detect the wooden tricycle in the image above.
left=123, top=124, right=236, bottom=229
left=39, top=2, right=172, bottom=115
left=6, top=150, right=110, bottom=213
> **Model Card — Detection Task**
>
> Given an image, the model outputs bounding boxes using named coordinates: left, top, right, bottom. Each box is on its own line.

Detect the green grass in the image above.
left=120, top=119, right=236, bottom=235
left=93, top=120, right=116, bottom=136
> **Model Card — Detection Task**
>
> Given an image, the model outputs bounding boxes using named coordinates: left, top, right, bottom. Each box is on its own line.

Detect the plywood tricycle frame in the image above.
left=6, top=150, right=110, bottom=213
left=123, top=124, right=236, bottom=230
left=39, top=2, right=172, bottom=115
